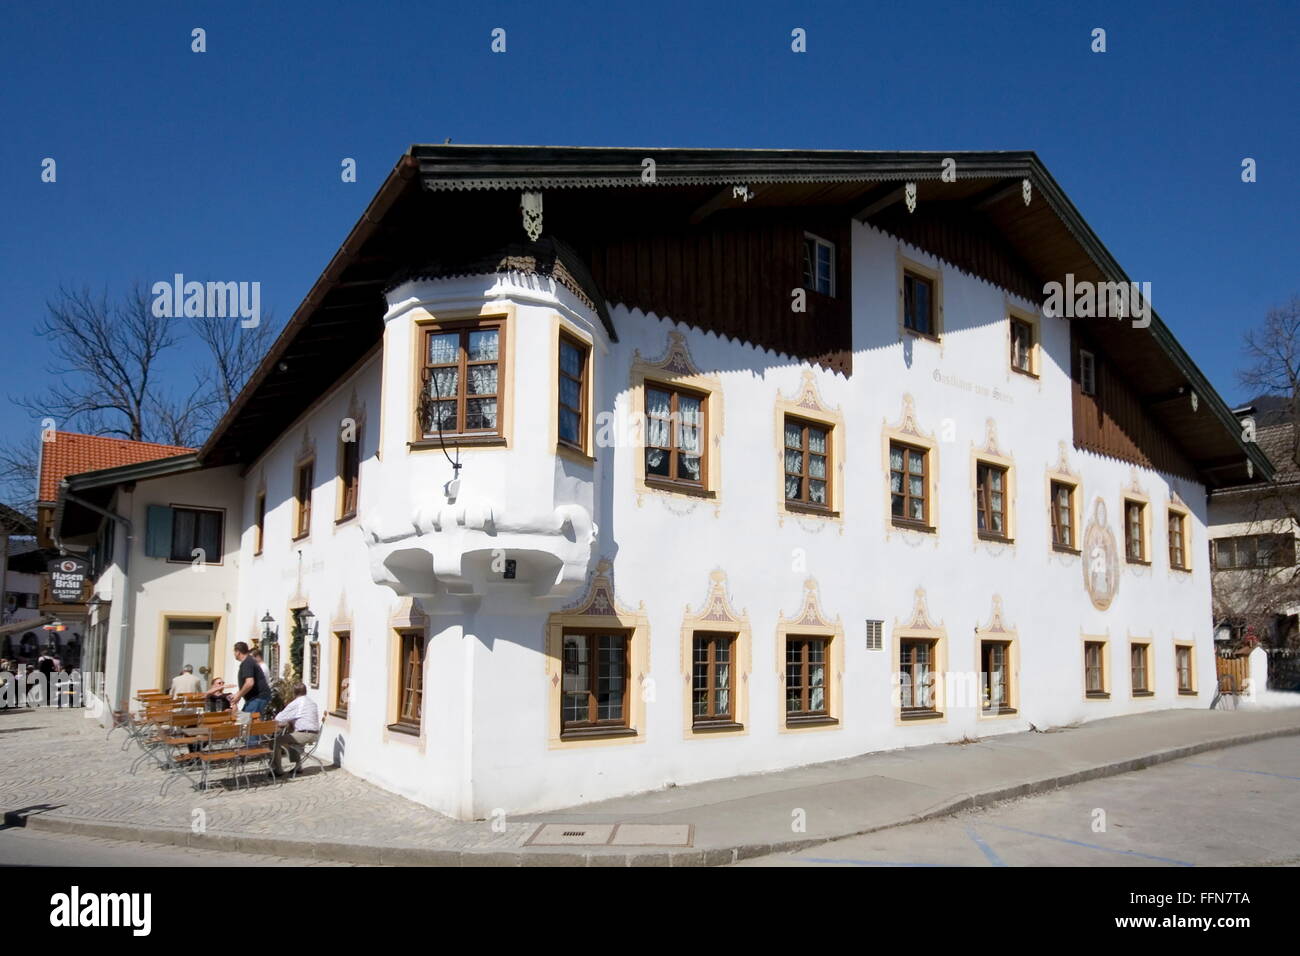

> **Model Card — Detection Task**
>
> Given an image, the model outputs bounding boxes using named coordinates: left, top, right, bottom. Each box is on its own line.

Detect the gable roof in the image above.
left=191, top=145, right=1270, bottom=488
left=38, top=432, right=194, bottom=504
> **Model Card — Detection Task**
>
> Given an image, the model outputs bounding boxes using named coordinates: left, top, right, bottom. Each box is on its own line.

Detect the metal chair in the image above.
left=235, top=720, right=281, bottom=789
left=288, top=711, right=329, bottom=781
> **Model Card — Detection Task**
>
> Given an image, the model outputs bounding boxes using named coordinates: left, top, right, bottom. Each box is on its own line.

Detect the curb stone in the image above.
left=5, top=721, right=1298, bottom=866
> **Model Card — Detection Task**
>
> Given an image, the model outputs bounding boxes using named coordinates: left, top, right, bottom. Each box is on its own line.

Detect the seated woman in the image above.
left=205, top=677, right=232, bottom=712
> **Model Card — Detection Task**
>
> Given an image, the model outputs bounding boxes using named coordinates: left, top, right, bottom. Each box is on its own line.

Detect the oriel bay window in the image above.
left=784, top=416, right=831, bottom=510
left=975, top=462, right=1008, bottom=540
left=645, top=385, right=705, bottom=487
left=558, top=333, right=589, bottom=452
left=890, top=441, right=929, bottom=527
left=785, top=636, right=830, bottom=723
left=899, top=638, right=939, bottom=717
left=419, top=320, right=502, bottom=438
left=692, top=632, right=736, bottom=727
left=561, top=631, right=631, bottom=736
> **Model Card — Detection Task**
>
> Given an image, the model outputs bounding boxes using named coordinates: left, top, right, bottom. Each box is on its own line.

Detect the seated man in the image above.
left=271, top=682, right=320, bottom=776
left=169, top=664, right=203, bottom=697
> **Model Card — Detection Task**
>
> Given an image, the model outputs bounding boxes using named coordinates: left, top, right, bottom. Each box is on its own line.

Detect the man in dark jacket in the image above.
left=227, top=642, right=271, bottom=716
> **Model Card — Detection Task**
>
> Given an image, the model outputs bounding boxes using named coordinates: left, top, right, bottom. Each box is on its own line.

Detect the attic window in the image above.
left=802, top=234, right=835, bottom=297
left=1079, top=349, right=1097, bottom=396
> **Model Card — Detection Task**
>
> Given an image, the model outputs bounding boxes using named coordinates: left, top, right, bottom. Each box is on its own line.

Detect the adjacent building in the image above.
left=51, top=146, right=1270, bottom=817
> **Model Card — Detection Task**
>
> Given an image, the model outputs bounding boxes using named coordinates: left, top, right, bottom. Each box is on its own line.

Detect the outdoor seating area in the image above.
left=109, top=689, right=323, bottom=794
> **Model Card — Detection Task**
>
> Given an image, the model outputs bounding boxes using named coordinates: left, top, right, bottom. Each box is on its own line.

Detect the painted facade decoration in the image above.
left=1083, top=498, right=1121, bottom=611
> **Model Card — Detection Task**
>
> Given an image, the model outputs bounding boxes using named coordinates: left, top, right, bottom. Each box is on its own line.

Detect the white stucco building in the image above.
left=53, top=146, right=1270, bottom=819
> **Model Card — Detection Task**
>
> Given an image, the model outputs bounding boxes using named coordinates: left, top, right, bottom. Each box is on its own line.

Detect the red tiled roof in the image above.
left=38, top=432, right=195, bottom=503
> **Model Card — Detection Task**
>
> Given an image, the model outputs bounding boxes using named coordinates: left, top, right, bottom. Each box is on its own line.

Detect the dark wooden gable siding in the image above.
left=1071, top=325, right=1198, bottom=481
left=869, top=204, right=1043, bottom=303
left=582, top=212, right=853, bottom=375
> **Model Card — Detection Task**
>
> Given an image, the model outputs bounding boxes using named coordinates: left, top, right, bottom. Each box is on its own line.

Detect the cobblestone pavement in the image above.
left=0, top=707, right=531, bottom=854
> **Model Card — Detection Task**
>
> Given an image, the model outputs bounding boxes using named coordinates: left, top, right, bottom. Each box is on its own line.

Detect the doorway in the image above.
left=164, top=619, right=216, bottom=687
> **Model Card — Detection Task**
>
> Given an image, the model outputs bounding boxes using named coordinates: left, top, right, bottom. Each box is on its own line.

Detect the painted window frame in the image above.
left=407, top=307, right=513, bottom=451
left=975, top=459, right=1012, bottom=542
left=1167, top=506, right=1190, bottom=571
left=1008, top=311, right=1040, bottom=378
left=1049, top=479, right=1079, bottom=553
left=560, top=629, right=633, bottom=736
left=783, top=414, right=833, bottom=513
left=334, top=630, right=351, bottom=718
left=898, top=255, right=943, bottom=341
left=417, top=316, right=506, bottom=440
left=1174, top=641, right=1197, bottom=695
left=293, top=459, right=314, bottom=541
left=891, top=441, right=932, bottom=530
left=1129, top=640, right=1153, bottom=697
left=545, top=562, right=650, bottom=750
left=680, top=570, right=751, bottom=739
left=1083, top=637, right=1110, bottom=699
left=390, top=628, right=425, bottom=735
left=557, top=329, right=592, bottom=458
left=630, top=334, right=723, bottom=508
left=802, top=232, right=836, bottom=297
left=898, top=637, right=942, bottom=719
left=980, top=638, right=1017, bottom=717
left=1123, top=498, right=1149, bottom=565
left=337, top=425, right=361, bottom=523
left=644, top=381, right=710, bottom=492
left=692, top=631, right=738, bottom=727
left=776, top=371, right=845, bottom=524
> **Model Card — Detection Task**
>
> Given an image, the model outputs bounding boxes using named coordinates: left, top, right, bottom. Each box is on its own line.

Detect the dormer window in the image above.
left=802, top=234, right=835, bottom=296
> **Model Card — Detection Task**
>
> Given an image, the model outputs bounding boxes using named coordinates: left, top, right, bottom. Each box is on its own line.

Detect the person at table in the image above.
left=271, top=682, right=320, bottom=776
left=169, top=664, right=203, bottom=697
left=228, top=642, right=271, bottom=716
left=205, top=677, right=231, bottom=711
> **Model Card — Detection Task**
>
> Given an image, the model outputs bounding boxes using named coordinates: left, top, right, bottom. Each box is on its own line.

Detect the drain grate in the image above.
left=526, top=822, right=694, bottom=848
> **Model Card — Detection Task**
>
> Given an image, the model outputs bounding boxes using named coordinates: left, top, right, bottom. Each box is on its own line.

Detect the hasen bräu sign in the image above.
left=47, top=556, right=89, bottom=602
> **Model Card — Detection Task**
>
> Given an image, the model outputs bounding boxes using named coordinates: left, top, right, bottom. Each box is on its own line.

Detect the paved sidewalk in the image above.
left=2, top=705, right=1297, bottom=866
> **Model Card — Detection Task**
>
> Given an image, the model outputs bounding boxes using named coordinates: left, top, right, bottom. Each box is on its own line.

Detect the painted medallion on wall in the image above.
left=1082, top=498, right=1120, bottom=611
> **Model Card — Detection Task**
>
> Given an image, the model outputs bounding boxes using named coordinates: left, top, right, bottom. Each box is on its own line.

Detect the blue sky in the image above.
left=0, top=0, right=1295, bottom=457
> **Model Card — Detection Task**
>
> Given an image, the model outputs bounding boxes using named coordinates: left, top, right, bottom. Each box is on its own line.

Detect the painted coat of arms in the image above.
left=1082, top=498, right=1119, bottom=610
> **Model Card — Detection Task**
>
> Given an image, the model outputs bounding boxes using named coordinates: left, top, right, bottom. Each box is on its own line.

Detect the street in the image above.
left=739, top=736, right=1300, bottom=866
